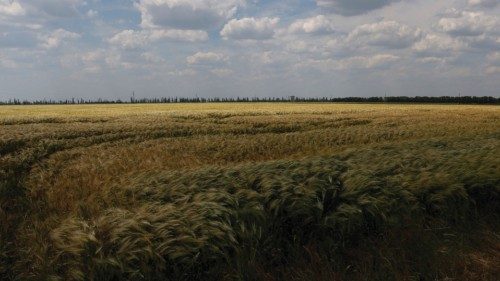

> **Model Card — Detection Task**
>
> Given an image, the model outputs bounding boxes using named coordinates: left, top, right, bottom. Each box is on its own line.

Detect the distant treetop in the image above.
left=1, top=96, right=498, bottom=105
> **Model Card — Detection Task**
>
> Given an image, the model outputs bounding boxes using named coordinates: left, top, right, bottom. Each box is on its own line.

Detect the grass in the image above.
left=0, top=103, right=499, bottom=280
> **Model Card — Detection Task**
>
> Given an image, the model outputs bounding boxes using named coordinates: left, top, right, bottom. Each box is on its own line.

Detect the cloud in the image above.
left=412, top=33, right=465, bottom=57
left=169, top=68, right=197, bottom=76
left=468, top=0, right=498, bottom=8
left=487, top=51, right=500, bottom=64
left=61, top=49, right=137, bottom=75
left=1, top=1, right=84, bottom=32
left=0, top=31, right=37, bottom=48
left=109, top=29, right=208, bottom=49
left=485, top=51, right=500, bottom=74
left=135, top=0, right=243, bottom=30
left=86, top=9, right=98, bottom=18
left=186, top=52, right=227, bottom=65
left=1, top=0, right=500, bottom=99
left=485, top=66, right=500, bottom=74
left=285, top=40, right=314, bottom=53
left=342, top=54, right=400, bottom=69
left=24, top=0, right=84, bottom=18
left=0, top=0, right=25, bottom=16
left=40, top=28, right=80, bottom=49
left=288, top=15, right=335, bottom=35
left=347, top=20, right=422, bottom=49
left=438, top=11, right=499, bottom=37
left=141, top=52, right=165, bottom=64
left=297, top=53, right=400, bottom=72
left=220, top=17, right=279, bottom=40
left=251, top=51, right=291, bottom=67
left=316, top=0, right=402, bottom=16
left=211, top=68, right=233, bottom=76
left=464, top=34, right=500, bottom=50
left=0, top=53, right=18, bottom=68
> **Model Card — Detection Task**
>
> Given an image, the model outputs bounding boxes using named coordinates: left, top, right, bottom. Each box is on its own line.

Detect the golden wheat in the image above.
left=0, top=103, right=498, bottom=280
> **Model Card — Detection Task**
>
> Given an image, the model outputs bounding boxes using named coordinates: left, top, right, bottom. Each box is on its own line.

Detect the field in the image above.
left=1, top=103, right=499, bottom=280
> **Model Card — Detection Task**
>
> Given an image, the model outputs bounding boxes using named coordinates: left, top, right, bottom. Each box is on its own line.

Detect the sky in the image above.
left=0, top=0, right=499, bottom=100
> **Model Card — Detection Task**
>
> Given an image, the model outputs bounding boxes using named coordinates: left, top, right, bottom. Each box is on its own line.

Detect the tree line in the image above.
left=0, top=96, right=498, bottom=105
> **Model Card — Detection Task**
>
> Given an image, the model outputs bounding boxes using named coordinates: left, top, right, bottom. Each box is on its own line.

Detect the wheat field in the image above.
left=1, top=103, right=499, bottom=280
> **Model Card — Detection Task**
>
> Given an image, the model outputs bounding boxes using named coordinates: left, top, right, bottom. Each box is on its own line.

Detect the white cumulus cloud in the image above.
left=316, top=0, right=402, bottom=16
left=297, top=53, right=400, bottom=73
left=288, top=15, right=335, bottom=35
left=0, top=0, right=25, bottom=16
left=135, top=0, right=243, bottom=30
left=412, top=33, right=465, bottom=57
left=109, top=29, right=208, bottom=49
left=211, top=68, right=233, bottom=76
left=40, top=28, right=80, bottom=49
left=186, top=52, right=227, bottom=65
left=347, top=20, right=422, bottom=49
left=220, top=17, right=279, bottom=40
left=438, top=11, right=499, bottom=37
left=487, top=51, right=500, bottom=64
left=24, top=0, right=85, bottom=18
left=468, top=0, right=498, bottom=8
left=341, top=54, right=400, bottom=69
